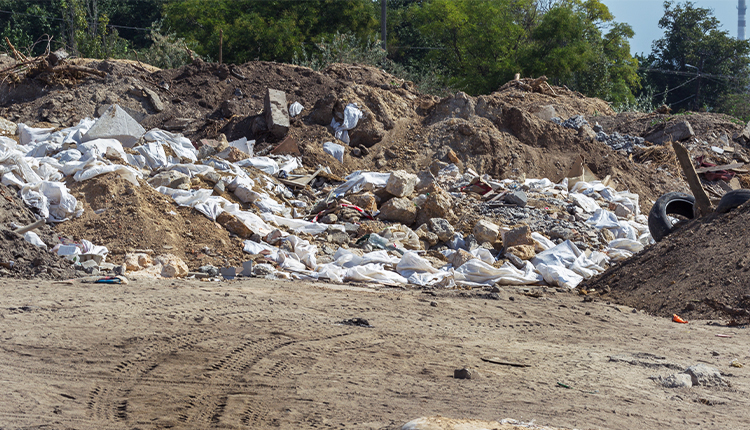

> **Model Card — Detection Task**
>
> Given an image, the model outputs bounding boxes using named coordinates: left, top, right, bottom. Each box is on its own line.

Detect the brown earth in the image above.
left=585, top=201, right=750, bottom=324
left=0, top=277, right=748, bottom=429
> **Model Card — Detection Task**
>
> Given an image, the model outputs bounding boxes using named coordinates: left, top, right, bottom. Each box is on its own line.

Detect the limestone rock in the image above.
left=82, top=104, right=145, bottom=148
left=683, top=364, right=727, bottom=387
left=147, top=171, right=191, bottom=190
left=347, top=193, right=377, bottom=213
left=473, top=219, right=500, bottom=244
left=505, top=245, right=536, bottom=260
left=264, top=88, right=290, bottom=138
left=428, top=218, right=454, bottom=242
left=415, top=224, right=439, bottom=247
left=379, top=197, right=417, bottom=225
left=154, top=254, right=189, bottom=278
left=449, top=249, right=475, bottom=268
left=416, top=184, right=455, bottom=226
left=503, top=225, right=532, bottom=248
left=386, top=170, right=418, bottom=197
left=124, top=253, right=153, bottom=271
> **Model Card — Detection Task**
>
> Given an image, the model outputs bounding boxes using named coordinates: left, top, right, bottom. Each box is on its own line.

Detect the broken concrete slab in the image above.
left=644, top=121, right=694, bottom=144
left=264, top=88, right=290, bottom=138
left=96, top=104, right=147, bottom=124
left=83, top=104, right=146, bottom=148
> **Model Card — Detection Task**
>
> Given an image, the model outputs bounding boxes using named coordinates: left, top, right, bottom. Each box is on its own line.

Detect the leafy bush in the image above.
left=127, top=28, right=197, bottom=69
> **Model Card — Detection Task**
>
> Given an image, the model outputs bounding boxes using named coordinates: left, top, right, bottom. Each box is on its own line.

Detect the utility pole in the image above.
left=381, top=0, right=387, bottom=50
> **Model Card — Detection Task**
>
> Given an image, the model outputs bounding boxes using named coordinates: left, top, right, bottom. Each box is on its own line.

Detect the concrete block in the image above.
left=83, top=104, right=146, bottom=147
left=264, top=89, right=290, bottom=138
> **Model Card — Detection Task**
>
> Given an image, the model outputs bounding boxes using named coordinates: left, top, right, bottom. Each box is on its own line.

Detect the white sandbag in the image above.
left=315, top=263, right=345, bottom=283
left=396, top=251, right=440, bottom=277
left=35, top=163, right=63, bottom=182
left=18, top=123, right=54, bottom=146
left=284, top=235, right=318, bottom=269
left=278, top=157, right=300, bottom=174
left=54, top=149, right=83, bottom=163
left=2, top=172, right=24, bottom=188
left=586, top=208, right=620, bottom=229
left=607, top=248, right=633, bottom=262
left=235, top=157, right=279, bottom=175
left=24, top=231, right=47, bottom=249
left=536, top=263, right=583, bottom=289
left=330, top=103, right=363, bottom=144
left=454, top=259, right=543, bottom=285
left=608, top=238, right=644, bottom=253
left=569, top=253, right=606, bottom=279
left=228, top=137, right=254, bottom=156
left=144, top=129, right=197, bottom=162
left=260, top=213, right=328, bottom=235
left=531, top=240, right=582, bottom=268
left=323, top=141, right=344, bottom=163
left=288, top=101, right=304, bottom=117
left=78, top=138, right=127, bottom=161
left=408, top=271, right=455, bottom=288
left=345, top=263, right=407, bottom=284
left=277, top=251, right=307, bottom=272
left=333, top=171, right=390, bottom=196
left=254, top=194, right=287, bottom=215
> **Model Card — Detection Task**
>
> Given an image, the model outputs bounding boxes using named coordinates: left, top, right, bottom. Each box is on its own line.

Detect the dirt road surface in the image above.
left=0, top=278, right=747, bottom=429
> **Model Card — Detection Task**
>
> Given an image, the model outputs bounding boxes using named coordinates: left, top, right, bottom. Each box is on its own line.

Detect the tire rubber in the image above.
left=716, top=189, right=750, bottom=214
left=648, top=192, right=696, bottom=242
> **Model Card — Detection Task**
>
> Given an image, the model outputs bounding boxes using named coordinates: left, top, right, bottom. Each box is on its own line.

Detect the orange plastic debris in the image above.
left=672, top=314, right=688, bottom=324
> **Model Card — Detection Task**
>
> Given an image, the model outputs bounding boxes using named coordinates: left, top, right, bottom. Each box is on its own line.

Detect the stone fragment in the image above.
left=216, top=212, right=254, bottom=238
left=320, top=214, right=338, bottom=224
left=0, top=117, right=18, bottom=135
left=454, top=368, right=472, bottom=379
left=264, top=88, right=290, bottom=138
left=147, top=170, right=191, bottom=190
left=217, top=146, right=250, bottom=162
left=253, top=263, right=275, bottom=276
left=82, top=104, right=146, bottom=147
left=378, top=197, right=417, bottom=225
left=449, top=249, right=475, bottom=268
left=415, top=224, right=439, bottom=247
left=660, top=373, right=693, bottom=389
left=578, top=124, right=597, bottom=140
left=416, top=184, right=455, bottom=226
left=142, top=87, right=165, bottom=112
left=199, top=265, right=220, bottom=277
left=683, top=364, right=727, bottom=387
left=329, top=231, right=350, bottom=245
left=386, top=170, right=418, bottom=197
left=424, top=217, right=453, bottom=243
left=473, top=219, right=500, bottom=244
left=534, top=105, right=557, bottom=121
left=503, top=225, right=532, bottom=248
left=645, top=121, right=694, bottom=144
left=154, top=254, right=189, bottom=278
left=347, top=193, right=377, bottom=213
left=504, top=190, right=528, bottom=207
left=505, top=245, right=536, bottom=260
left=506, top=253, right=525, bottom=269
left=124, top=253, right=153, bottom=271
left=614, top=203, right=632, bottom=218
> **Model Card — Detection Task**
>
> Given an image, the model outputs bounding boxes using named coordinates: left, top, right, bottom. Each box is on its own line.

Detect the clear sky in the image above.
left=600, top=0, right=742, bottom=56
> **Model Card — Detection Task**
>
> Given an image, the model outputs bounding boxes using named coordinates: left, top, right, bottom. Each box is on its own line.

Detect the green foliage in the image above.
left=162, top=0, right=378, bottom=64
left=642, top=1, right=750, bottom=112
left=127, top=27, right=197, bottom=69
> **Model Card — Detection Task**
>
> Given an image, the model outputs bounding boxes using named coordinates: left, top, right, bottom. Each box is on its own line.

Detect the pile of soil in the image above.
left=0, top=184, right=75, bottom=279
left=56, top=173, right=247, bottom=269
left=585, top=202, right=750, bottom=323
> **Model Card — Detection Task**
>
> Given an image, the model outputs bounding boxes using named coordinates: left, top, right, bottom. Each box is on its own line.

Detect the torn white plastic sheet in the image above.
left=18, top=123, right=54, bottom=146
left=144, top=129, right=197, bottom=162
left=345, top=263, right=407, bottom=284
left=531, top=240, right=604, bottom=280
left=73, top=162, right=142, bottom=186
left=261, top=213, right=328, bottom=235
left=396, top=252, right=440, bottom=278
left=289, top=101, right=304, bottom=117
left=24, top=231, right=47, bottom=249
left=78, top=138, right=128, bottom=162
left=243, top=240, right=279, bottom=259
left=531, top=232, right=555, bottom=251
left=54, top=149, right=83, bottom=163
left=0, top=147, right=43, bottom=185
left=167, top=163, right=215, bottom=178
left=236, top=157, right=279, bottom=175
left=608, top=238, right=644, bottom=253
left=21, top=181, right=80, bottom=222
left=283, top=235, right=318, bottom=269
left=453, top=260, right=543, bottom=286
left=536, top=263, right=583, bottom=289
left=323, top=141, right=344, bottom=163
left=333, top=171, right=390, bottom=196
left=470, top=248, right=495, bottom=264
left=330, top=103, right=363, bottom=144
left=135, top=141, right=169, bottom=170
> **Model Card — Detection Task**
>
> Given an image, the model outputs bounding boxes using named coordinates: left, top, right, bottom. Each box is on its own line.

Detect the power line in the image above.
left=640, top=67, right=739, bottom=81
left=0, top=9, right=152, bottom=31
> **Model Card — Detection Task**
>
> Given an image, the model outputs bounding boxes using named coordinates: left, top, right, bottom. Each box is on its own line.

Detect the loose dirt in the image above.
left=0, top=278, right=747, bottom=429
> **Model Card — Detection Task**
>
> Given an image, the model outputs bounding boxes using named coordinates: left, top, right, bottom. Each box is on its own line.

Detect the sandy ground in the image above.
left=0, top=277, right=748, bottom=430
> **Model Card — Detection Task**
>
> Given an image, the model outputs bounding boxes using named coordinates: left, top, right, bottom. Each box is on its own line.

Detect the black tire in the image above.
left=648, top=192, right=696, bottom=242
left=716, top=189, right=750, bottom=214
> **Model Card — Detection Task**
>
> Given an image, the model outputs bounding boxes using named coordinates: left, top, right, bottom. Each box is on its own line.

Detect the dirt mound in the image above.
left=585, top=201, right=750, bottom=322
left=55, top=173, right=247, bottom=269
left=0, top=184, right=75, bottom=279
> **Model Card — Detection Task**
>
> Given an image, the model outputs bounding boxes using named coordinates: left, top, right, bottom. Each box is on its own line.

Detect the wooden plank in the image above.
left=673, top=142, right=713, bottom=216
left=694, top=162, right=745, bottom=174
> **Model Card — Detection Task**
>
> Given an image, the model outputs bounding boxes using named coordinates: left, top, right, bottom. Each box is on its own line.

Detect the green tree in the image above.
left=521, top=0, right=639, bottom=104
left=642, top=1, right=750, bottom=111
left=162, top=0, right=378, bottom=64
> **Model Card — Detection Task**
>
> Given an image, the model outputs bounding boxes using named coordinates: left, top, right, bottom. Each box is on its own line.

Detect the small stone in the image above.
left=454, top=368, right=472, bottom=380
left=253, top=263, right=275, bottom=276
left=506, top=253, right=525, bottom=269
left=347, top=193, right=377, bottom=213
left=473, top=219, right=500, bottom=244
left=378, top=197, right=417, bottom=225
left=320, top=214, right=338, bottom=224
left=660, top=373, right=693, bottom=389
left=683, top=364, right=727, bottom=387
left=415, top=224, right=439, bottom=247
left=428, top=217, right=455, bottom=242
left=198, top=265, right=219, bottom=277
left=505, top=245, right=536, bottom=260
left=448, top=249, right=475, bottom=268
left=503, top=225, right=532, bottom=248
left=504, top=190, right=528, bottom=207
left=329, top=231, right=350, bottom=245
left=386, top=170, right=418, bottom=197
left=614, top=203, right=632, bottom=218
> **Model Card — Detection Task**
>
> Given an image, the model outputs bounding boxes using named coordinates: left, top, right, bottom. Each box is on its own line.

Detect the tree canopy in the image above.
left=641, top=1, right=750, bottom=112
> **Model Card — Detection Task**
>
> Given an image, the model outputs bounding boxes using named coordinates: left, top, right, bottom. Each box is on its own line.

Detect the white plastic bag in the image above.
left=23, top=231, right=47, bottom=249
left=536, top=263, right=583, bottom=289
left=396, top=251, right=439, bottom=277
left=333, top=171, right=390, bottom=196
left=289, top=101, right=304, bottom=117
left=323, top=141, right=345, bottom=163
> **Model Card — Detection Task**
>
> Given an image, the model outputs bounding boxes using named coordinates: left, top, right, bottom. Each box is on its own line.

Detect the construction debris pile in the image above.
left=1, top=55, right=749, bottom=306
